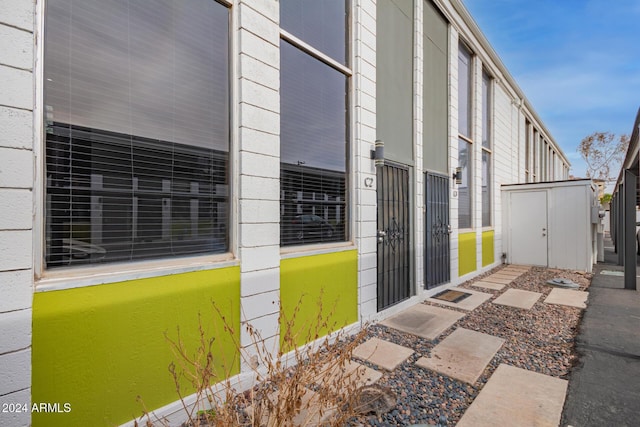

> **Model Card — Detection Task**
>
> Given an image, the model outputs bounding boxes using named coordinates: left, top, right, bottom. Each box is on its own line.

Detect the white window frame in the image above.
left=33, top=0, right=239, bottom=292
left=278, top=1, right=356, bottom=256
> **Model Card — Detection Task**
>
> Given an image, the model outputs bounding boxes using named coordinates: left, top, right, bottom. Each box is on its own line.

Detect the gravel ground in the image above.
left=349, top=265, right=592, bottom=426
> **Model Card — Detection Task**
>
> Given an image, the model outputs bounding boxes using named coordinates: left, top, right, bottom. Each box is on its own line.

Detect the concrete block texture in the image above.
left=0, top=0, right=33, bottom=31
left=0, top=106, right=32, bottom=149
left=0, top=309, right=31, bottom=354
left=239, top=246, right=280, bottom=274
left=239, top=127, right=279, bottom=158
left=239, top=103, right=279, bottom=135
left=0, top=189, right=32, bottom=230
left=0, top=147, right=33, bottom=188
left=241, top=289, right=280, bottom=321
left=239, top=54, right=279, bottom=90
left=0, top=270, right=32, bottom=313
left=238, top=3, right=279, bottom=45
left=0, top=23, right=32, bottom=70
left=0, top=348, right=31, bottom=396
left=0, top=230, right=32, bottom=271
left=239, top=151, right=279, bottom=179
left=240, top=268, right=280, bottom=297
left=0, top=66, right=32, bottom=110
left=239, top=30, right=278, bottom=68
left=239, top=0, right=278, bottom=23
left=0, top=388, right=31, bottom=427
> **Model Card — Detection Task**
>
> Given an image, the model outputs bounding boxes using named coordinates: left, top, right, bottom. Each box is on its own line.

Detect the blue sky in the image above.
left=463, top=0, right=640, bottom=178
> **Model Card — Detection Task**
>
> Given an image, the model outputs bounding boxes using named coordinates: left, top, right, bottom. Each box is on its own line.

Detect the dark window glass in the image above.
left=482, top=150, right=491, bottom=227
left=533, top=130, right=538, bottom=180
left=280, top=0, right=348, bottom=65
left=525, top=121, right=531, bottom=181
left=458, top=138, right=472, bottom=229
left=457, top=44, right=472, bottom=138
left=481, top=71, right=491, bottom=149
left=280, top=40, right=348, bottom=245
left=44, top=0, right=230, bottom=268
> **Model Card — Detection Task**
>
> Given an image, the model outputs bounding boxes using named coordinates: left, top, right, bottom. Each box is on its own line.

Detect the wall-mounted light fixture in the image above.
left=452, top=166, right=462, bottom=185
left=371, top=139, right=385, bottom=168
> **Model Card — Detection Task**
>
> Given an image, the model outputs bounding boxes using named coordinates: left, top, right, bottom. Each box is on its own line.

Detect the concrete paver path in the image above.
left=380, top=304, right=465, bottom=340
left=457, top=364, right=568, bottom=427
left=415, top=328, right=505, bottom=384
left=493, top=288, right=542, bottom=309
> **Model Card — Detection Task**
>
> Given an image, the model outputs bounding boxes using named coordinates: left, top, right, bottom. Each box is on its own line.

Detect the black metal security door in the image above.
left=424, top=172, right=450, bottom=289
left=377, top=163, right=411, bottom=311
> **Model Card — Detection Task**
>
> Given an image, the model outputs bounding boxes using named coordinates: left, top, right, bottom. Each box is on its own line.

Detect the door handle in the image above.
left=377, top=230, right=386, bottom=243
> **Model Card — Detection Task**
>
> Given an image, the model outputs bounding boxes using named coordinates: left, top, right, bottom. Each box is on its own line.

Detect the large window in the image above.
left=532, top=130, right=538, bottom=182
left=525, top=120, right=531, bottom=183
left=457, top=43, right=473, bottom=229
left=280, top=0, right=350, bottom=246
left=44, top=0, right=230, bottom=268
left=481, top=70, right=492, bottom=227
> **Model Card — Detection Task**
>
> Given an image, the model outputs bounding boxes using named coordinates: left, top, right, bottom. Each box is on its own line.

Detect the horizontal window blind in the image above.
left=44, top=0, right=230, bottom=268
left=279, top=34, right=349, bottom=246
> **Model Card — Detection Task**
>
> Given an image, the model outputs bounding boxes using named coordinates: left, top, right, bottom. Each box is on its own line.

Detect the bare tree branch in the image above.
left=578, top=132, right=629, bottom=180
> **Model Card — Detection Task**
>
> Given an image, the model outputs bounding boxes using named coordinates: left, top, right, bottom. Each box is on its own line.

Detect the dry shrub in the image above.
left=136, top=294, right=369, bottom=427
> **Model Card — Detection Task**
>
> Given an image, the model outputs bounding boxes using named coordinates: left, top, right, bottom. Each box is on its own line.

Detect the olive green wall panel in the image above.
left=32, top=267, right=241, bottom=427
left=458, top=232, right=477, bottom=276
left=482, top=230, right=495, bottom=266
left=280, top=250, right=358, bottom=351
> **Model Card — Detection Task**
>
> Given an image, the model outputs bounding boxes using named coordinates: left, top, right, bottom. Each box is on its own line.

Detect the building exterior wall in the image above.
left=32, top=268, right=241, bottom=427
left=0, top=3, right=35, bottom=427
left=0, top=1, right=573, bottom=426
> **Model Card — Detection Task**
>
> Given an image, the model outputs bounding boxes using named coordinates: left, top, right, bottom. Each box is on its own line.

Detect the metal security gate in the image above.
left=377, top=163, right=411, bottom=311
left=424, top=172, right=450, bottom=289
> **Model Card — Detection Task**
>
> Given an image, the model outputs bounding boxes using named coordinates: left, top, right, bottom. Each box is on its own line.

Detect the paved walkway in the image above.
left=328, top=242, right=640, bottom=426
left=561, top=237, right=640, bottom=427
left=349, top=264, right=586, bottom=426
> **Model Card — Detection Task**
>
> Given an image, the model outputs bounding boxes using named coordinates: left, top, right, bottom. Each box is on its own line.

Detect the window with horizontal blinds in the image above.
left=458, top=42, right=473, bottom=229
left=458, top=137, right=472, bottom=229
left=458, top=43, right=472, bottom=139
left=481, top=70, right=492, bottom=227
left=279, top=1, right=350, bottom=247
left=44, top=0, right=230, bottom=268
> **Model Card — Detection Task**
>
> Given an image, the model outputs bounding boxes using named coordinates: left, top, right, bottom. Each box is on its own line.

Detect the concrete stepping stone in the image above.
left=456, top=364, right=568, bottom=427
left=483, top=276, right=513, bottom=285
left=500, top=270, right=528, bottom=276
left=425, top=287, right=492, bottom=311
left=489, top=273, right=520, bottom=281
left=505, top=264, right=531, bottom=271
left=544, top=288, right=589, bottom=309
left=472, top=281, right=505, bottom=291
left=493, top=289, right=542, bottom=310
left=318, top=359, right=383, bottom=392
left=380, top=304, right=465, bottom=340
left=415, top=328, right=505, bottom=384
left=352, top=337, right=414, bottom=371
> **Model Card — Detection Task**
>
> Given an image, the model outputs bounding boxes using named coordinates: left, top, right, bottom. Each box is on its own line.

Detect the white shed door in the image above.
left=510, top=191, right=548, bottom=266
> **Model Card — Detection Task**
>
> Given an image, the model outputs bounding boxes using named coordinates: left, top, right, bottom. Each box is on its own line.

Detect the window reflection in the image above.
left=458, top=138, right=471, bottom=229
left=279, top=22, right=349, bottom=246
left=280, top=0, right=348, bottom=65
left=44, top=0, right=230, bottom=268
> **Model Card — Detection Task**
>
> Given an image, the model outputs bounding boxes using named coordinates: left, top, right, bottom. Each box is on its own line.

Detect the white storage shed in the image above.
left=502, top=180, right=599, bottom=272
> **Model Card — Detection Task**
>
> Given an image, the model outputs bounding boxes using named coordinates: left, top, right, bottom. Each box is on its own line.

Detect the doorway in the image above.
left=377, top=163, right=411, bottom=310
